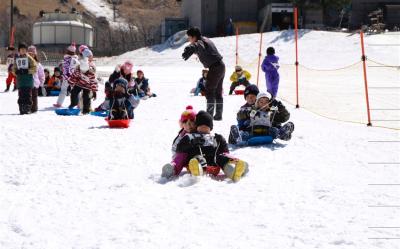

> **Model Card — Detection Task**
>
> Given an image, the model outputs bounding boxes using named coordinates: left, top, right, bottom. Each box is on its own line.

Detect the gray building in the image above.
left=179, top=0, right=400, bottom=36
left=350, top=0, right=400, bottom=29
left=181, top=0, right=274, bottom=36
left=180, top=0, right=319, bottom=36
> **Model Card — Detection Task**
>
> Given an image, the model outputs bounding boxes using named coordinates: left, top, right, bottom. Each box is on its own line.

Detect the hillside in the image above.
left=0, top=0, right=85, bottom=17
left=0, top=0, right=180, bottom=54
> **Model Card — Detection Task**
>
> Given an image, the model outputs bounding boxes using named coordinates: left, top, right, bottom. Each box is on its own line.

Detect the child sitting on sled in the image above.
left=162, top=111, right=249, bottom=182
left=102, top=78, right=140, bottom=120
left=47, top=67, right=63, bottom=91
left=131, top=70, right=156, bottom=99
left=229, top=65, right=251, bottom=95
left=190, top=69, right=208, bottom=96
left=171, top=106, right=197, bottom=155
left=229, top=92, right=294, bottom=145
left=161, top=106, right=198, bottom=178
left=95, top=61, right=134, bottom=112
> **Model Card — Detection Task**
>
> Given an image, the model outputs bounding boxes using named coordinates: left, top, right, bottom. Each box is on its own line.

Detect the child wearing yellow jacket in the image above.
left=229, top=65, right=251, bottom=95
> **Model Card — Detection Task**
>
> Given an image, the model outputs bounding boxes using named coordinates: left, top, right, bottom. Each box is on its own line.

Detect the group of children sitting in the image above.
left=229, top=84, right=294, bottom=145
left=92, top=60, right=156, bottom=120
left=6, top=41, right=157, bottom=118
left=162, top=84, right=294, bottom=182
left=161, top=106, right=249, bottom=182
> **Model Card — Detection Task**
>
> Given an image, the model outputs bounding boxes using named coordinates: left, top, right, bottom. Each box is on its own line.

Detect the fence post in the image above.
left=9, top=26, right=15, bottom=48
left=256, top=32, right=263, bottom=87
left=360, top=31, right=372, bottom=126
left=235, top=26, right=239, bottom=65
left=294, top=7, right=299, bottom=108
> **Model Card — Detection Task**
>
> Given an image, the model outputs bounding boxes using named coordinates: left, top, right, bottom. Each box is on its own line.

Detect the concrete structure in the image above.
left=180, top=0, right=307, bottom=35
left=181, top=0, right=269, bottom=36
left=180, top=0, right=400, bottom=36
left=350, top=0, right=400, bottom=29
left=161, top=18, right=188, bottom=42
left=32, top=13, right=94, bottom=47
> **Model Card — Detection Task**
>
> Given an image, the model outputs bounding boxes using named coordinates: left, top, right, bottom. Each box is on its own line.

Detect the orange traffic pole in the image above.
left=10, top=26, right=15, bottom=48
left=256, top=32, right=263, bottom=87
left=360, top=31, right=372, bottom=126
left=294, top=7, right=299, bottom=108
left=235, top=26, right=239, bottom=65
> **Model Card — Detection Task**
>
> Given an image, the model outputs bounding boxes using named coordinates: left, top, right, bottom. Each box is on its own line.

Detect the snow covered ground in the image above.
left=1, top=31, right=400, bottom=249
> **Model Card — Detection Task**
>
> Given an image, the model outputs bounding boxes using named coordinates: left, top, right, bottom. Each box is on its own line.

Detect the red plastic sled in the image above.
left=234, top=89, right=245, bottom=95
left=106, top=118, right=131, bottom=128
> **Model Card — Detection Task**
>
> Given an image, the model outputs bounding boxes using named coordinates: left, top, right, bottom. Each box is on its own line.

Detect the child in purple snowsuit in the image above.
left=261, top=47, right=280, bottom=98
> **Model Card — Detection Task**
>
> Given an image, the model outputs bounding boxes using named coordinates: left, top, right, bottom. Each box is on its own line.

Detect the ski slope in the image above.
left=1, top=31, right=400, bottom=249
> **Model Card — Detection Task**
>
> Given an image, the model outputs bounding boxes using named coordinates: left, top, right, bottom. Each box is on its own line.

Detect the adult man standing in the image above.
left=182, top=27, right=226, bottom=120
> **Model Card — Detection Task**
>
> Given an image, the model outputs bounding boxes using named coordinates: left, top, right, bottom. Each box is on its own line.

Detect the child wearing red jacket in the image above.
left=5, top=47, right=17, bottom=92
left=67, top=58, right=98, bottom=114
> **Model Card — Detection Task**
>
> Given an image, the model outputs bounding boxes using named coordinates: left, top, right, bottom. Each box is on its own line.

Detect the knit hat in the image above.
left=137, top=69, right=144, bottom=75
left=266, top=47, right=275, bottom=55
left=121, top=60, right=133, bottom=73
left=67, top=43, right=76, bottom=53
left=54, top=67, right=61, bottom=73
left=81, top=48, right=93, bottom=58
left=180, top=105, right=197, bottom=123
left=27, top=45, right=37, bottom=55
left=79, top=44, right=88, bottom=54
left=244, top=84, right=259, bottom=99
left=113, top=78, right=128, bottom=92
left=235, top=65, right=243, bottom=71
left=195, top=110, right=213, bottom=130
left=255, top=92, right=271, bottom=107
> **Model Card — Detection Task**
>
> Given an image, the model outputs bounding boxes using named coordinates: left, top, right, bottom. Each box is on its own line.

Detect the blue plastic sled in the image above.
left=55, top=108, right=80, bottom=116
left=90, top=110, right=109, bottom=117
left=48, top=90, right=61, bottom=96
left=246, top=136, right=274, bottom=146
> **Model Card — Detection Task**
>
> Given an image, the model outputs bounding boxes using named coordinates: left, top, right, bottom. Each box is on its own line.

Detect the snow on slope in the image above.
left=78, top=0, right=126, bottom=28
left=100, top=30, right=400, bottom=68
left=1, top=31, right=400, bottom=249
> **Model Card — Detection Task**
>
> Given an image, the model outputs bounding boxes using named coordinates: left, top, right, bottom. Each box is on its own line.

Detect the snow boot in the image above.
left=12, top=85, right=17, bottom=92
left=206, top=103, right=215, bottom=117
left=223, top=160, right=249, bottom=182
left=4, top=85, right=10, bottom=92
left=228, top=125, right=241, bottom=144
left=161, top=163, right=175, bottom=179
left=279, top=122, right=295, bottom=141
left=214, top=101, right=223, bottom=121
left=19, top=104, right=31, bottom=115
left=188, top=156, right=206, bottom=176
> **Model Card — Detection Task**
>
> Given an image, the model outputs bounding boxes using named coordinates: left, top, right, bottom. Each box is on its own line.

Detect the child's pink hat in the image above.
left=67, top=43, right=76, bottom=53
left=79, top=44, right=88, bottom=54
left=180, top=105, right=197, bottom=122
left=121, top=60, right=133, bottom=73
